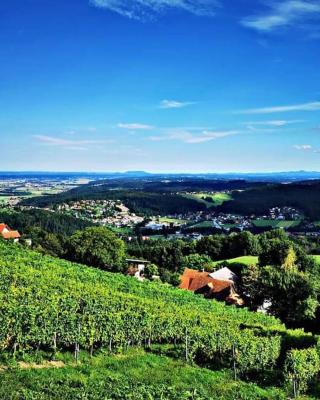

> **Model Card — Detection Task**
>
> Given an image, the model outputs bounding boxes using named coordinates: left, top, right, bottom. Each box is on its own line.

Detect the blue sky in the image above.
left=0, top=0, right=320, bottom=172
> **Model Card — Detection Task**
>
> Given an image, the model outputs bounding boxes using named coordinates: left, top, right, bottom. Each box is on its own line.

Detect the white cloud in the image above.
left=294, top=144, right=313, bottom=150
left=33, top=135, right=112, bottom=150
left=242, top=0, right=320, bottom=32
left=293, top=144, right=320, bottom=154
left=245, top=119, right=303, bottom=126
left=159, top=99, right=195, bottom=109
left=237, top=101, right=320, bottom=114
left=149, top=129, right=238, bottom=144
left=117, top=123, right=154, bottom=130
left=90, top=0, right=219, bottom=20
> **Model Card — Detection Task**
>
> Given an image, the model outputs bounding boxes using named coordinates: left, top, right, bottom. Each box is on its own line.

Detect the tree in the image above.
left=66, top=227, right=126, bottom=272
left=258, top=265, right=318, bottom=325
left=182, top=254, right=213, bottom=271
left=240, top=263, right=265, bottom=310
left=144, top=263, right=159, bottom=279
left=224, top=232, right=260, bottom=258
left=196, top=235, right=224, bottom=260
left=259, top=238, right=295, bottom=268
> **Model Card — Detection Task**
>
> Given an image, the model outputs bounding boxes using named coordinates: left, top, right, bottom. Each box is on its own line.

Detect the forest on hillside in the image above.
left=218, top=181, right=320, bottom=220
left=20, top=178, right=320, bottom=220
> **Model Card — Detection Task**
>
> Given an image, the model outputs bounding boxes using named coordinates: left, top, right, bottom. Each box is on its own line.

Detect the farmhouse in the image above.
left=126, top=258, right=150, bottom=280
left=179, top=268, right=243, bottom=306
left=0, top=223, right=21, bottom=242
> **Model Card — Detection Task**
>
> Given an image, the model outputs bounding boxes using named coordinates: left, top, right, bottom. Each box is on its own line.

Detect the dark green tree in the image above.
left=196, top=235, right=224, bottom=260
left=66, top=227, right=126, bottom=272
left=182, top=253, right=213, bottom=271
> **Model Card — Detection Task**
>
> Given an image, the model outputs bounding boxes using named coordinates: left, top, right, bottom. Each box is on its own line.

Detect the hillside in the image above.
left=0, top=240, right=320, bottom=398
left=20, top=178, right=263, bottom=215
left=218, top=181, right=320, bottom=220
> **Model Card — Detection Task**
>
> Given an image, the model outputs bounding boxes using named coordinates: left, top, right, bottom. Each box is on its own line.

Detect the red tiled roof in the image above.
left=0, top=223, right=9, bottom=233
left=179, top=268, right=232, bottom=294
left=1, top=230, right=21, bottom=239
left=0, top=223, right=21, bottom=240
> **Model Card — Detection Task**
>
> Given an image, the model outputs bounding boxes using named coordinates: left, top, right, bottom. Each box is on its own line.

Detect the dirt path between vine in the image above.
left=0, top=360, right=65, bottom=372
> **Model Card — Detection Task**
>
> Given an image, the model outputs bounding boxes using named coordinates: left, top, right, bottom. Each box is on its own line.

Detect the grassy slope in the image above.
left=159, top=217, right=188, bottom=224
left=252, top=220, right=301, bottom=229
left=213, top=255, right=320, bottom=267
left=212, top=256, right=259, bottom=267
left=0, top=348, right=292, bottom=400
left=183, top=192, right=232, bottom=208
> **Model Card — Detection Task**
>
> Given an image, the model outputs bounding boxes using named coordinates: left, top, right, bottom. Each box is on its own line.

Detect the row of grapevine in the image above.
left=0, top=241, right=318, bottom=393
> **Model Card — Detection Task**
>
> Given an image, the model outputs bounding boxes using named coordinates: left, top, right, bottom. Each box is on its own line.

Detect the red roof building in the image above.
left=0, top=224, right=21, bottom=241
left=179, top=268, right=243, bottom=306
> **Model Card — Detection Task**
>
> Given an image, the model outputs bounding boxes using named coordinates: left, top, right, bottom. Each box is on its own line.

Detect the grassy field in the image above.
left=212, top=255, right=320, bottom=267
left=252, top=219, right=301, bottom=229
left=212, top=256, right=259, bottom=267
left=159, top=217, right=189, bottom=225
left=184, top=192, right=232, bottom=208
left=0, top=348, right=292, bottom=400
left=188, top=221, right=215, bottom=229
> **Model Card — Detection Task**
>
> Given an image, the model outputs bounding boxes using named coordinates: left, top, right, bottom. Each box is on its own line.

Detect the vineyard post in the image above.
left=53, top=332, right=57, bottom=359
left=74, top=322, right=81, bottom=362
left=293, top=378, right=297, bottom=399
left=290, top=356, right=298, bottom=398
left=185, top=327, right=189, bottom=362
left=232, top=342, right=237, bottom=381
left=148, top=327, right=151, bottom=349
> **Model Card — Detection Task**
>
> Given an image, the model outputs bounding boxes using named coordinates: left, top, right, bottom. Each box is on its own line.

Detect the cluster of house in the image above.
left=146, top=206, right=303, bottom=236
left=266, top=207, right=301, bottom=221
left=0, top=223, right=21, bottom=242
left=56, top=200, right=144, bottom=227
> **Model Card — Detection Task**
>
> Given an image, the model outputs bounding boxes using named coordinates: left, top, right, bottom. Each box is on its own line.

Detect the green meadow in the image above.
left=0, top=348, right=290, bottom=400
left=184, top=192, right=232, bottom=208
left=252, top=219, right=301, bottom=229
left=212, top=255, right=320, bottom=267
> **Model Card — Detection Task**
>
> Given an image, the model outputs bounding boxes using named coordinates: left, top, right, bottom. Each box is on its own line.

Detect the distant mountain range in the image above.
left=1, top=170, right=320, bottom=182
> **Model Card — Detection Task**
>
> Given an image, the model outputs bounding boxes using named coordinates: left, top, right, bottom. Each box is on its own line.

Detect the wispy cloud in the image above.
left=159, top=99, right=195, bottom=109
left=90, top=0, right=219, bottom=20
left=33, top=135, right=112, bottom=150
left=244, top=119, right=304, bottom=126
left=149, top=129, right=239, bottom=144
left=293, top=144, right=320, bottom=153
left=242, top=0, right=320, bottom=32
left=237, top=101, right=320, bottom=114
left=117, top=123, right=154, bottom=130
left=294, top=144, right=313, bottom=150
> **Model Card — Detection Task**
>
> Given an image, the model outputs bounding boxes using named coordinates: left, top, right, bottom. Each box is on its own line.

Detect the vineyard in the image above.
left=0, top=240, right=319, bottom=398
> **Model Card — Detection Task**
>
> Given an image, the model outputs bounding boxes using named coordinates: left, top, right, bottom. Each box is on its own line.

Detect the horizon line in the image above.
left=1, top=170, right=320, bottom=175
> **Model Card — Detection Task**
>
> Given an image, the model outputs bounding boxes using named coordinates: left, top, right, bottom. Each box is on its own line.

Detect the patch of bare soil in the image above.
left=17, top=360, right=65, bottom=369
